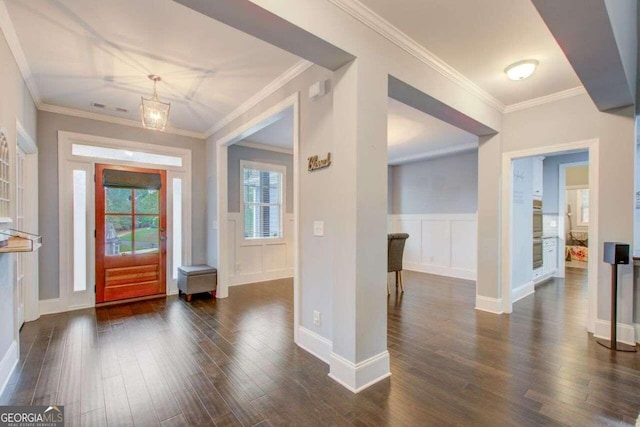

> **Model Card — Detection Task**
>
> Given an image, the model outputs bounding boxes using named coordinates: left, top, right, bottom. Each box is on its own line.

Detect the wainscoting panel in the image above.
left=228, top=213, right=294, bottom=286
left=388, top=214, right=477, bottom=280
left=421, top=220, right=450, bottom=267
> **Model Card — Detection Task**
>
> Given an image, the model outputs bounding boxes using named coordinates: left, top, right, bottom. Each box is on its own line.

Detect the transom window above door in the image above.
left=241, top=161, right=285, bottom=240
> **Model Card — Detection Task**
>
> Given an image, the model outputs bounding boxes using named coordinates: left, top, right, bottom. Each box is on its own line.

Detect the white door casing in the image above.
left=51, top=131, right=192, bottom=314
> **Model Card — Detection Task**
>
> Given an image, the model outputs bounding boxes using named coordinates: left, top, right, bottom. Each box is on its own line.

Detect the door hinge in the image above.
left=94, top=285, right=96, bottom=294
left=94, top=229, right=96, bottom=238
left=94, top=174, right=96, bottom=182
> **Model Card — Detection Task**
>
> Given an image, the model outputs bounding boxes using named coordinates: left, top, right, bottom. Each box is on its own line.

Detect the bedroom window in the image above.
left=577, top=188, right=589, bottom=226
left=241, top=161, right=284, bottom=240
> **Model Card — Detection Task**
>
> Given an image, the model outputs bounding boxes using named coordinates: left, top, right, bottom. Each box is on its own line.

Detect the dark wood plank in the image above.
left=4, top=271, right=640, bottom=426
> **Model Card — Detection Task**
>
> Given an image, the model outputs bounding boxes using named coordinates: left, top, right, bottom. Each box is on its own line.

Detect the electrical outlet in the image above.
left=313, top=221, right=324, bottom=236
left=313, top=310, right=321, bottom=327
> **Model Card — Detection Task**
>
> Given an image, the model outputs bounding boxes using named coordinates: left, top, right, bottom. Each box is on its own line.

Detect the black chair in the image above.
left=388, top=233, right=409, bottom=294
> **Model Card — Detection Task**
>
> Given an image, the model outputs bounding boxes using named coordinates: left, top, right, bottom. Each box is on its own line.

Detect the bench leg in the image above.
left=186, top=294, right=192, bottom=302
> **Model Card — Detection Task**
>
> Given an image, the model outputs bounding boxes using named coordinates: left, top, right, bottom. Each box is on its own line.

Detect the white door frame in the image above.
left=52, top=131, right=192, bottom=314
left=558, top=161, right=589, bottom=278
left=15, top=120, right=39, bottom=323
left=501, top=138, right=599, bottom=333
left=214, top=92, right=300, bottom=342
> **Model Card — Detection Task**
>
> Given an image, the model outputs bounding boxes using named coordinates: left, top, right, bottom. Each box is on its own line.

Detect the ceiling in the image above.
left=2, top=0, right=588, bottom=157
left=387, top=98, right=477, bottom=164
left=359, top=0, right=582, bottom=106
left=244, top=108, right=293, bottom=150
left=237, top=100, right=477, bottom=163
left=2, top=0, right=301, bottom=134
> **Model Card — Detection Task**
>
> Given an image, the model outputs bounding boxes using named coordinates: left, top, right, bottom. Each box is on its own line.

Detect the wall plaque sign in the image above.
left=308, top=153, right=332, bottom=172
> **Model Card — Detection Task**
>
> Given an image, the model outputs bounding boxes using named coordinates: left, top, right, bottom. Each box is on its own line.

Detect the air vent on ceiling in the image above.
left=91, top=102, right=129, bottom=114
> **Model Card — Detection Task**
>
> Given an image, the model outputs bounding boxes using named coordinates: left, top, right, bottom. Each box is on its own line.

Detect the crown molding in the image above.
left=234, top=140, right=293, bottom=155
left=0, top=0, right=41, bottom=105
left=388, top=141, right=478, bottom=166
left=326, top=0, right=506, bottom=113
left=503, top=86, right=588, bottom=113
left=39, top=103, right=207, bottom=139
left=206, top=59, right=314, bottom=138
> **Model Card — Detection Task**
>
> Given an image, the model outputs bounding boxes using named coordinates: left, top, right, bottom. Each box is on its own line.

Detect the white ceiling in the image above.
left=2, top=0, right=301, bottom=134
left=237, top=99, right=477, bottom=163
left=387, top=98, right=477, bottom=164
left=359, top=0, right=582, bottom=106
left=244, top=108, right=293, bottom=150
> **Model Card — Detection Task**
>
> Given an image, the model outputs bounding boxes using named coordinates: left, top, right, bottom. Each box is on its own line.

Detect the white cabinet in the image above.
left=542, top=238, right=557, bottom=276
left=532, top=156, right=544, bottom=198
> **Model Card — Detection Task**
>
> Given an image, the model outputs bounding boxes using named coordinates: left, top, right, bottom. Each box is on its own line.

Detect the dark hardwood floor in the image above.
left=2, top=268, right=639, bottom=426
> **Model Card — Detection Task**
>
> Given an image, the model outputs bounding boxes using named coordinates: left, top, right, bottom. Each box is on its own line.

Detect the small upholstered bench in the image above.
left=177, top=265, right=217, bottom=302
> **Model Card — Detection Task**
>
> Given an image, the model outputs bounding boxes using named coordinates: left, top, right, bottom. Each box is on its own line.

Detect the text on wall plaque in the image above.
left=308, top=153, right=332, bottom=172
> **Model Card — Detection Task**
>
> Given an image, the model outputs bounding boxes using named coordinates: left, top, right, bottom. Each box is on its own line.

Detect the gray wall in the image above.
left=0, top=29, right=38, bottom=366
left=542, top=152, right=589, bottom=214
left=227, top=145, right=293, bottom=213
left=388, top=150, right=478, bottom=214
left=208, top=64, right=336, bottom=340
left=37, top=111, right=207, bottom=300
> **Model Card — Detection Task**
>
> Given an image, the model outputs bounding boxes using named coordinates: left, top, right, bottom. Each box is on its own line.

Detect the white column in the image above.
left=329, top=58, right=390, bottom=392
left=476, top=133, right=503, bottom=313
left=596, top=106, right=635, bottom=336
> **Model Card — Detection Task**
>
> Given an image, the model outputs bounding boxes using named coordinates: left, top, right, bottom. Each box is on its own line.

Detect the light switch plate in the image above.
left=313, top=221, right=324, bottom=236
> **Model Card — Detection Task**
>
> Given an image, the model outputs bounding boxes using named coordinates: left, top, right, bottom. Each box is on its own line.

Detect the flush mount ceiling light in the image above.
left=505, top=59, right=539, bottom=81
left=140, top=75, right=171, bottom=131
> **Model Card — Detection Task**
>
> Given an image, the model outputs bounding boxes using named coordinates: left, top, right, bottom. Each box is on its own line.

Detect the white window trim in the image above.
left=240, top=160, right=286, bottom=244
left=50, top=131, right=193, bottom=315
left=575, top=187, right=589, bottom=227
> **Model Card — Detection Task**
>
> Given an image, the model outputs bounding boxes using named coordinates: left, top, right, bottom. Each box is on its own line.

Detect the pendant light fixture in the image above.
left=141, top=75, right=171, bottom=131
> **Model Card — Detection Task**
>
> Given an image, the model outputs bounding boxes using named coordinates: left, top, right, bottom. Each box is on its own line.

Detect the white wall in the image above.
left=227, top=213, right=294, bottom=286
left=36, top=111, right=207, bottom=300
left=0, top=28, right=38, bottom=394
left=388, top=214, right=477, bottom=280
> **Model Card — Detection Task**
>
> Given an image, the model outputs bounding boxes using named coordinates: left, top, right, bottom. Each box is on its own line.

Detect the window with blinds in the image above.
left=241, top=161, right=284, bottom=240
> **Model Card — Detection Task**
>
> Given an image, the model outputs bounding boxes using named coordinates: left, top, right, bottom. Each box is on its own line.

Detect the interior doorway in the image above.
left=502, top=141, right=598, bottom=333
left=95, top=164, right=167, bottom=303
left=215, top=93, right=300, bottom=340
left=562, top=162, right=589, bottom=272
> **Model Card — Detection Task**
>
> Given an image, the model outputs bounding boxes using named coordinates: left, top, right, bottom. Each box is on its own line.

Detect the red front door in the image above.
left=95, top=164, right=167, bottom=303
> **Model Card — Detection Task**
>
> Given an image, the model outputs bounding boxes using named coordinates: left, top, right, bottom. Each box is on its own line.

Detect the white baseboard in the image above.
left=404, top=261, right=476, bottom=281
left=228, top=269, right=293, bottom=287
left=594, top=319, right=636, bottom=346
left=0, top=340, right=18, bottom=397
left=297, top=326, right=332, bottom=364
left=39, top=298, right=94, bottom=316
left=328, top=350, right=391, bottom=393
left=39, top=298, right=62, bottom=315
left=475, top=295, right=503, bottom=314
left=512, top=281, right=535, bottom=304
